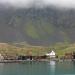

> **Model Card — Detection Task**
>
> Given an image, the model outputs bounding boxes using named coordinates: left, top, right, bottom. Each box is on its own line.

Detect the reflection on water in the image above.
left=50, top=61, right=55, bottom=65
left=49, top=61, right=55, bottom=75
left=0, top=63, right=4, bottom=75
left=0, top=61, right=74, bottom=75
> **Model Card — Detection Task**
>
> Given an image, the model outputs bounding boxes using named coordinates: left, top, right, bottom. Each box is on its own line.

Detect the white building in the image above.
left=0, top=54, right=4, bottom=60
left=46, top=51, right=56, bottom=58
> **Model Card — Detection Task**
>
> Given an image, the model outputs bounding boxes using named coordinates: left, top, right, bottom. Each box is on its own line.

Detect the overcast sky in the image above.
left=0, top=0, right=75, bottom=9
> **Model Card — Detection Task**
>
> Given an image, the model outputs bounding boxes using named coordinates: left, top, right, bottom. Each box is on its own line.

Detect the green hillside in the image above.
left=0, top=7, right=74, bottom=45
left=0, top=43, right=75, bottom=58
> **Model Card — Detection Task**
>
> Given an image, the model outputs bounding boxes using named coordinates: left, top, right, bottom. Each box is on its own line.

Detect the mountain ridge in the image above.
left=0, top=7, right=75, bottom=45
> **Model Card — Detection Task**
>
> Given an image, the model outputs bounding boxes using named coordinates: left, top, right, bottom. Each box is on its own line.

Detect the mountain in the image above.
left=0, top=7, right=75, bottom=46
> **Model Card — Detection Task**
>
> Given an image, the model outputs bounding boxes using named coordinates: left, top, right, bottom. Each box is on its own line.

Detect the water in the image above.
left=0, top=61, right=75, bottom=75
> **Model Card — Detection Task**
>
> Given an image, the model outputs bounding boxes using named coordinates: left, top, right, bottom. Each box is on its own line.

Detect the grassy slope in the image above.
left=25, top=23, right=40, bottom=39
left=23, top=19, right=55, bottom=40
left=0, top=43, right=75, bottom=58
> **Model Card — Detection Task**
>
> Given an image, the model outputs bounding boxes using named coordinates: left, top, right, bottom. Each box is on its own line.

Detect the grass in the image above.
left=42, top=23, right=55, bottom=35
left=24, top=20, right=55, bottom=40
left=25, top=21, right=40, bottom=39
left=0, top=43, right=75, bottom=58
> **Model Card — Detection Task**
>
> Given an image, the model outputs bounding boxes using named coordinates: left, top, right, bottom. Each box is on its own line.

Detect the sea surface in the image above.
left=0, top=61, right=75, bottom=75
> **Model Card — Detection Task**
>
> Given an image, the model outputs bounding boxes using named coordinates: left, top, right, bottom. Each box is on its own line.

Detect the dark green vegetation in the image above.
left=0, top=7, right=75, bottom=45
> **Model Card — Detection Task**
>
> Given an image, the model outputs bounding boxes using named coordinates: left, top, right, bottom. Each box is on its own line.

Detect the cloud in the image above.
left=0, top=0, right=34, bottom=8
left=43, top=0, right=75, bottom=8
left=0, top=0, right=75, bottom=9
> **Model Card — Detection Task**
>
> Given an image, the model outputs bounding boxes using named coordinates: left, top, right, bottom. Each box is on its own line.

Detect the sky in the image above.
left=0, top=0, right=75, bottom=9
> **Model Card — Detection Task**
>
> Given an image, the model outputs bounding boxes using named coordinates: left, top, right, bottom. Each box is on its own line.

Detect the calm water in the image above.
left=0, top=61, right=75, bottom=75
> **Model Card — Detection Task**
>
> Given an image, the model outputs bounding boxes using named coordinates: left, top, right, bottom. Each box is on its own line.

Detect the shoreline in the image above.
left=0, top=59, right=74, bottom=63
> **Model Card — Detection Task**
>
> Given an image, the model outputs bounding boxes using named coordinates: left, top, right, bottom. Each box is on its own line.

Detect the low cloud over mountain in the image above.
left=0, top=0, right=75, bottom=9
